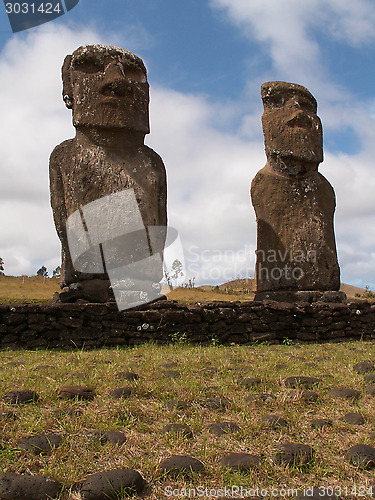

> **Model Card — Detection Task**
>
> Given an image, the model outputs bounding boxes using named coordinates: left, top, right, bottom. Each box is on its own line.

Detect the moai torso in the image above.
left=251, top=82, right=340, bottom=296
left=49, top=45, right=167, bottom=305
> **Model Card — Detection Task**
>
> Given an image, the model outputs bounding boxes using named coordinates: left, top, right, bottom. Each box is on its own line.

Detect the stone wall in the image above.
left=0, top=299, right=374, bottom=349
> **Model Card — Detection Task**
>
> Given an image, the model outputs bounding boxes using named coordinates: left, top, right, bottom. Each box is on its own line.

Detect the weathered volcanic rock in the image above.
left=340, top=413, right=365, bottom=425
left=161, top=424, right=193, bottom=439
left=3, top=390, right=39, bottom=405
left=284, top=376, right=320, bottom=389
left=275, top=443, right=315, bottom=466
left=162, top=370, right=181, bottom=379
left=79, top=468, right=146, bottom=499
left=251, top=81, right=340, bottom=295
left=328, top=387, right=360, bottom=400
left=164, top=399, right=190, bottom=410
left=59, top=386, right=95, bottom=400
left=50, top=45, right=167, bottom=305
left=17, top=433, right=62, bottom=454
left=115, top=372, right=139, bottom=381
left=346, top=444, right=375, bottom=469
left=202, top=397, right=231, bottom=410
left=238, top=378, right=262, bottom=388
left=99, top=431, right=127, bottom=446
left=245, top=393, right=276, bottom=404
left=208, top=422, right=240, bottom=436
left=109, top=387, right=132, bottom=399
left=159, top=455, right=204, bottom=475
left=365, top=386, right=375, bottom=396
left=220, top=453, right=261, bottom=471
left=364, top=374, right=375, bottom=383
left=311, top=419, right=333, bottom=429
left=0, top=472, right=62, bottom=500
left=263, top=415, right=288, bottom=429
left=353, top=361, right=375, bottom=374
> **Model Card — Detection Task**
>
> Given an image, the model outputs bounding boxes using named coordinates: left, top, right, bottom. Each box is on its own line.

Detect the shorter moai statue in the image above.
left=251, top=81, right=345, bottom=302
left=49, top=45, right=167, bottom=308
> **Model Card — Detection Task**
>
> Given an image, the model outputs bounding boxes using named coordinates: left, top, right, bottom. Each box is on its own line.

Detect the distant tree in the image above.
left=36, top=266, right=48, bottom=278
left=52, top=266, right=61, bottom=278
left=0, top=257, right=4, bottom=276
left=171, top=259, right=184, bottom=287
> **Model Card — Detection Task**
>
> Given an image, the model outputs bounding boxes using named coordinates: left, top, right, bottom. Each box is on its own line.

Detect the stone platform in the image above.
left=0, top=298, right=374, bottom=349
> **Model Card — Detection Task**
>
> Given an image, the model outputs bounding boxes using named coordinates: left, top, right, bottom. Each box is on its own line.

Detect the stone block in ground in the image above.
left=346, top=444, right=375, bottom=469
left=3, top=390, right=39, bottom=405
left=284, top=376, right=320, bottom=389
left=161, top=424, right=193, bottom=438
left=262, top=415, right=288, bottom=429
left=0, top=472, right=62, bottom=499
left=59, top=386, right=95, bottom=400
left=353, top=360, right=375, bottom=374
left=208, top=422, right=240, bottom=436
left=220, top=453, right=261, bottom=471
left=109, top=387, right=132, bottom=399
left=311, top=419, right=333, bottom=429
left=17, top=433, right=62, bottom=454
left=328, top=387, right=360, bottom=400
left=79, top=468, right=146, bottom=499
left=159, top=455, right=204, bottom=476
left=340, top=413, right=365, bottom=425
left=275, top=443, right=315, bottom=466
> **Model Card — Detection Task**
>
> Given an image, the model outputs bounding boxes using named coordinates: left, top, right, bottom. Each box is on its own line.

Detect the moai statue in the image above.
left=251, top=81, right=345, bottom=302
left=50, top=45, right=167, bottom=307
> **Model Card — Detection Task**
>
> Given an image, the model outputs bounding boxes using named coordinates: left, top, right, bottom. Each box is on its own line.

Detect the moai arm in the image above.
left=49, top=140, right=76, bottom=287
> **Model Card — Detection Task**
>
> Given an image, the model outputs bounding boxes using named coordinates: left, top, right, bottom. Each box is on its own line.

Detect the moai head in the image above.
left=261, top=81, right=323, bottom=176
left=62, top=44, right=150, bottom=133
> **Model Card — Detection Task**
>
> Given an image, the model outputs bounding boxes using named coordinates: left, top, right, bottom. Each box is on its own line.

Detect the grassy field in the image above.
left=1, top=276, right=375, bottom=498
left=0, top=276, right=255, bottom=305
left=1, top=342, right=375, bottom=498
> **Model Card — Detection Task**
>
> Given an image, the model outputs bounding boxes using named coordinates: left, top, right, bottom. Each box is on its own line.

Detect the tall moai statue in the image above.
left=251, top=81, right=345, bottom=302
left=50, top=45, right=167, bottom=308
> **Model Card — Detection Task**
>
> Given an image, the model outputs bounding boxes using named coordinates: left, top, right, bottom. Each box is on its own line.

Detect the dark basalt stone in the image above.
left=3, top=390, right=39, bottom=405
left=162, top=370, right=181, bottom=379
left=275, top=443, right=315, bottom=466
left=0, top=472, right=62, bottom=500
left=59, top=386, right=95, bottom=400
left=201, top=397, right=231, bottom=409
left=17, top=433, right=62, bottom=454
left=161, top=424, right=193, bottom=439
left=340, top=413, right=365, bottom=425
left=365, top=385, right=375, bottom=396
left=284, top=376, right=320, bottom=389
left=115, top=372, right=139, bottom=381
left=238, top=378, right=262, bottom=388
left=346, top=444, right=375, bottom=469
left=208, top=422, right=240, bottom=436
left=164, top=399, right=190, bottom=410
left=98, top=431, right=127, bottom=446
left=159, top=455, right=204, bottom=475
left=328, top=387, right=360, bottom=400
left=311, top=419, right=333, bottom=429
left=220, top=453, right=261, bottom=471
left=79, top=468, right=146, bottom=499
left=245, top=393, right=276, bottom=404
left=364, top=374, right=375, bottom=383
left=353, top=361, right=375, bottom=374
left=263, top=415, right=288, bottom=429
left=109, top=387, right=132, bottom=399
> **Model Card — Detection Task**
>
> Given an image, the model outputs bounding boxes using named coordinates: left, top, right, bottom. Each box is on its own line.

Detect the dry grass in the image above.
left=0, top=342, right=375, bottom=498
left=0, top=276, right=254, bottom=305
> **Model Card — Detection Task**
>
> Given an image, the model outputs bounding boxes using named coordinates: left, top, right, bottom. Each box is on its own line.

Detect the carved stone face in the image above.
left=261, top=81, right=323, bottom=175
left=63, top=45, right=150, bottom=133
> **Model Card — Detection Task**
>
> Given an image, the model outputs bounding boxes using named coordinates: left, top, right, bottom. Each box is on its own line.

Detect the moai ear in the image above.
left=62, top=54, right=73, bottom=109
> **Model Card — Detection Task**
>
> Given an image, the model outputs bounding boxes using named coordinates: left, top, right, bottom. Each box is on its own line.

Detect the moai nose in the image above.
left=100, top=62, right=131, bottom=97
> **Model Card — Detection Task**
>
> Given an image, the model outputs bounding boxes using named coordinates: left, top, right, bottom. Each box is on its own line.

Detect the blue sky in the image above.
left=0, top=0, right=374, bottom=289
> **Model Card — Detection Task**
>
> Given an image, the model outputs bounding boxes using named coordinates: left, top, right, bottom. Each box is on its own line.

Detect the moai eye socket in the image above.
left=263, top=93, right=285, bottom=109
left=72, top=55, right=104, bottom=74
left=121, top=63, right=147, bottom=83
